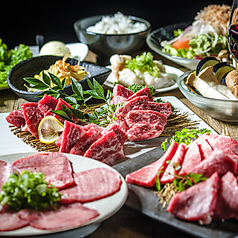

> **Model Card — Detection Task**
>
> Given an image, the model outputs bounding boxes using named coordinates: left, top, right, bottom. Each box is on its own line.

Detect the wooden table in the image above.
left=1, top=49, right=238, bottom=237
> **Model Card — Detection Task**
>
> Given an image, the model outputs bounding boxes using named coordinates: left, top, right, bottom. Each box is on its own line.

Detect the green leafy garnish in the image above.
left=161, top=128, right=212, bottom=151
left=24, top=74, right=121, bottom=127
left=125, top=52, right=160, bottom=77
left=128, top=83, right=156, bottom=96
left=0, top=171, right=61, bottom=211
left=0, top=39, right=32, bottom=85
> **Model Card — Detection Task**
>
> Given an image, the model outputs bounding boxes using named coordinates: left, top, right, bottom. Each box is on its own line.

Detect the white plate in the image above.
left=0, top=152, right=128, bottom=237
left=29, top=42, right=88, bottom=61
left=103, top=65, right=184, bottom=93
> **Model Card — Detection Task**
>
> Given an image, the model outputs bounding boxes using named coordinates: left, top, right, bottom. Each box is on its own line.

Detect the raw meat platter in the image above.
left=0, top=152, right=128, bottom=237
left=1, top=96, right=237, bottom=238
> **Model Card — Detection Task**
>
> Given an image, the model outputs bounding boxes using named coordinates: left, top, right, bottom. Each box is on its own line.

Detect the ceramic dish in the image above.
left=0, top=152, right=128, bottom=237
left=104, top=65, right=183, bottom=93
left=177, top=71, right=238, bottom=122
left=7, top=55, right=111, bottom=102
left=146, top=22, right=199, bottom=70
left=74, top=14, right=151, bottom=58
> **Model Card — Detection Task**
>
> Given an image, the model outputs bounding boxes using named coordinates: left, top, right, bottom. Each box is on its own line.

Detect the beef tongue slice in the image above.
left=13, top=152, right=75, bottom=189
left=125, top=141, right=178, bottom=187
left=167, top=172, right=220, bottom=224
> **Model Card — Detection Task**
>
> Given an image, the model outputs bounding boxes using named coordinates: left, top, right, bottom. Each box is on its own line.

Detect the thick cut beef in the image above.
left=38, top=94, right=58, bottom=114
left=160, top=143, right=186, bottom=184
left=70, top=127, right=102, bottom=156
left=126, top=87, right=153, bottom=101
left=188, top=149, right=237, bottom=178
left=148, top=102, right=171, bottom=118
left=59, top=121, right=86, bottom=153
left=60, top=167, right=122, bottom=204
left=213, top=171, right=238, bottom=220
left=125, top=110, right=167, bottom=141
left=179, top=141, right=202, bottom=175
left=82, top=123, right=104, bottom=134
left=102, top=124, right=128, bottom=145
left=125, top=141, right=178, bottom=187
left=13, top=153, right=75, bottom=189
left=116, top=96, right=149, bottom=119
left=167, top=172, right=220, bottom=224
left=6, top=110, right=25, bottom=127
left=84, top=130, right=124, bottom=166
left=0, top=206, right=28, bottom=231
left=110, top=84, right=133, bottom=104
left=18, top=203, right=99, bottom=230
left=21, top=103, right=44, bottom=139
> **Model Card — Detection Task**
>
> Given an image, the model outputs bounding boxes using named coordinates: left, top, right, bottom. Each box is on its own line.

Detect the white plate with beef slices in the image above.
left=0, top=152, right=128, bottom=237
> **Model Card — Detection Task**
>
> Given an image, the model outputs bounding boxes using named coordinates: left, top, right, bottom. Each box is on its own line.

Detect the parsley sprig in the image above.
left=161, top=128, right=212, bottom=151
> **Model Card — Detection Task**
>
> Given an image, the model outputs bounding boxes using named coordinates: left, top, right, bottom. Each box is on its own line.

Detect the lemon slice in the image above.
left=38, top=116, right=64, bottom=144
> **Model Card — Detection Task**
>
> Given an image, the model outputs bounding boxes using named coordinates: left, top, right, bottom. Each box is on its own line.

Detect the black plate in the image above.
left=113, top=144, right=238, bottom=238
left=7, top=55, right=111, bottom=102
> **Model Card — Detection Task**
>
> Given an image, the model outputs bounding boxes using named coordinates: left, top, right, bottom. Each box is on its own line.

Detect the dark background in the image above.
left=0, top=0, right=233, bottom=49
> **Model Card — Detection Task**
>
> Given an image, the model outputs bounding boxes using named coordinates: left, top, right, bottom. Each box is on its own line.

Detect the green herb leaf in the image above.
left=71, top=77, right=84, bottom=100
left=48, top=72, right=62, bottom=88
left=42, top=72, right=51, bottom=86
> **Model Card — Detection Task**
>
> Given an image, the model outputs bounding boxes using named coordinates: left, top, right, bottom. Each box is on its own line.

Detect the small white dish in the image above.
left=104, top=65, right=183, bottom=93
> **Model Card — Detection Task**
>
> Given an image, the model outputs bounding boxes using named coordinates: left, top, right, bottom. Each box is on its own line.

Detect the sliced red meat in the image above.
left=125, top=110, right=167, bottom=141
left=196, top=136, right=213, bottom=160
left=82, top=123, right=104, bottom=133
left=55, top=133, right=63, bottom=148
left=84, top=130, right=124, bottom=166
left=54, top=98, right=73, bottom=123
left=21, top=103, right=44, bottom=139
left=13, top=152, right=75, bottom=189
left=116, top=96, right=149, bottom=119
left=179, top=141, right=202, bottom=176
left=167, top=172, right=220, bottom=224
left=70, top=127, right=102, bottom=156
left=126, top=87, right=153, bottom=101
left=38, top=94, right=58, bottom=114
left=125, top=141, right=178, bottom=187
left=60, top=167, right=122, bottom=204
left=112, top=84, right=134, bottom=99
left=189, top=149, right=237, bottom=178
left=204, top=133, right=238, bottom=155
left=6, top=110, right=25, bottom=127
left=110, top=95, right=127, bottom=105
left=148, top=102, right=171, bottom=118
left=160, top=143, right=186, bottom=184
left=59, top=121, right=86, bottom=153
left=213, top=171, right=238, bottom=220
left=102, top=124, right=128, bottom=145
left=0, top=206, right=28, bottom=231
left=18, top=202, right=99, bottom=231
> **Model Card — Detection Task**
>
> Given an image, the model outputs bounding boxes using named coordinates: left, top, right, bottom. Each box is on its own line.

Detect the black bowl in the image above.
left=7, top=55, right=111, bottom=102
left=74, top=15, right=151, bottom=58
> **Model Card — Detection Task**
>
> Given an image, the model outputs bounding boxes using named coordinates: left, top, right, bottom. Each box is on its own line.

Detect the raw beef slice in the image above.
left=125, top=141, right=178, bottom=187
left=38, top=94, right=58, bottom=114
left=84, top=130, right=124, bottom=165
left=148, top=101, right=171, bottom=118
left=213, top=171, right=238, bottom=220
left=21, top=103, right=44, bottom=139
left=0, top=207, right=28, bottom=231
left=13, top=152, right=75, bottom=189
left=60, top=167, right=122, bottom=204
left=54, top=98, right=73, bottom=123
left=70, top=127, right=102, bottom=156
left=59, top=121, right=86, bottom=153
left=125, top=110, right=167, bottom=141
left=18, top=202, right=99, bottom=230
left=160, top=143, right=186, bottom=184
left=167, top=172, right=220, bottom=224
left=6, top=110, right=25, bottom=127
left=126, top=87, right=153, bottom=101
